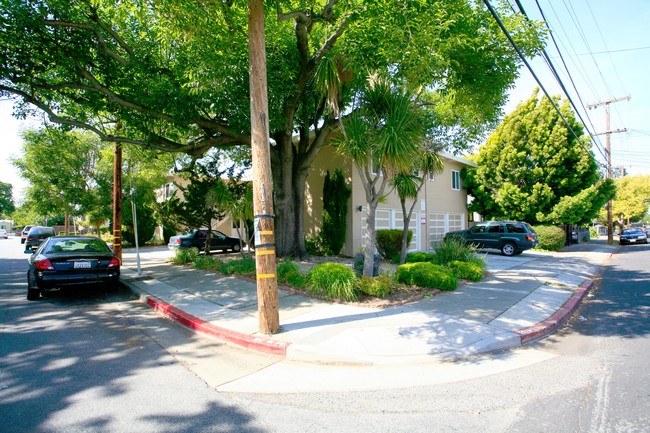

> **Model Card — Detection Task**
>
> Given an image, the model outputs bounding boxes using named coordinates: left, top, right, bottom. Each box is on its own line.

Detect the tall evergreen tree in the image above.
left=321, top=169, right=351, bottom=255
left=463, top=89, right=615, bottom=225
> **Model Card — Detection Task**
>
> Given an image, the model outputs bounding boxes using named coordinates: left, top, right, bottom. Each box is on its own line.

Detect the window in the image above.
left=451, top=170, right=461, bottom=190
left=487, top=224, right=504, bottom=233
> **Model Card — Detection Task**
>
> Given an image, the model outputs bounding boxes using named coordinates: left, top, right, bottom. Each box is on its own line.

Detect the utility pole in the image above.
left=112, top=143, right=123, bottom=261
left=248, top=0, right=280, bottom=334
left=587, top=96, right=630, bottom=245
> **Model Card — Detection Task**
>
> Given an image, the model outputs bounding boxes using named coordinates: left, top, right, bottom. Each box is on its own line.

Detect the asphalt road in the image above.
left=0, top=236, right=273, bottom=433
left=2, top=236, right=649, bottom=432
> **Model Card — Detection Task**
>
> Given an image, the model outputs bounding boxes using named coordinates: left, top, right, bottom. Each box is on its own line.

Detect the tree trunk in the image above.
left=363, top=204, right=378, bottom=276
left=271, top=125, right=334, bottom=258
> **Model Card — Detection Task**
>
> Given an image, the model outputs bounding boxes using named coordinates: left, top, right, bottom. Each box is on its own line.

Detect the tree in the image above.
left=335, top=74, right=427, bottom=276
left=167, top=150, right=250, bottom=254
left=463, top=90, right=614, bottom=225
left=609, top=175, right=650, bottom=224
left=0, top=0, right=542, bottom=257
left=391, top=149, right=444, bottom=264
left=321, top=169, right=351, bottom=255
left=0, top=182, right=15, bottom=217
left=12, top=127, right=103, bottom=230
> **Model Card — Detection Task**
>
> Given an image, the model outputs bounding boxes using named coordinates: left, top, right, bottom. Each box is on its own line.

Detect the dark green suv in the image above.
left=445, top=221, right=538, bottom=256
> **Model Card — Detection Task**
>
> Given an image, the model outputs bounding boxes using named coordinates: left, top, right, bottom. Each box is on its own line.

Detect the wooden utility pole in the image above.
left=248, top=0, right=279, bottom=334
left=587, top=96, right=630, bottom=245
left=112, top=143, right=123, bottom=261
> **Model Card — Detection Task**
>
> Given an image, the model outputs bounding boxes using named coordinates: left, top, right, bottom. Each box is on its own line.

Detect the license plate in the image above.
left=74, top=261, right=91, bottom=269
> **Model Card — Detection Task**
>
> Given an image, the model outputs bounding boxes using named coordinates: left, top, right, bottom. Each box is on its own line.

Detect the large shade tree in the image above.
left=463, top=89, right=615, bottom=225
left=606, top=175, right=650, bottom=224
left=13, top=127, right=103, bottom=231
left=0, top=0, right=541, bottom=257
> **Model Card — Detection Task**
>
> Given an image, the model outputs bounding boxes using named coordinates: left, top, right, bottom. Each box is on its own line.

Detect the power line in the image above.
left=498, top=0, right=608, bottom=164
left=529, top=0, right=608, bottom=161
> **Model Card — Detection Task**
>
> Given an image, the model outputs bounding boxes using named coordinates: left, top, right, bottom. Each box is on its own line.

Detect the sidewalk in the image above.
left=120, top=241, right=615, bottom=365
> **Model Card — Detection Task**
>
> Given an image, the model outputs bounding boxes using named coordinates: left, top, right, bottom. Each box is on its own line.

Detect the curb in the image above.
left=122, top=280, right=289, bottom=356
left=515, top=280, right=594, bottom=344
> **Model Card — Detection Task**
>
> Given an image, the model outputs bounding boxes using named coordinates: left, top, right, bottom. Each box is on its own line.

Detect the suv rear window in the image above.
left=506, top=223, right=527, bottom=233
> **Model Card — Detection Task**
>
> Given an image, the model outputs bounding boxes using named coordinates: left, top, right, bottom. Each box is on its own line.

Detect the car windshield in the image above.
left=44, top=238, right=112, bottom=254
left=622, top=228, right=643, bottom=235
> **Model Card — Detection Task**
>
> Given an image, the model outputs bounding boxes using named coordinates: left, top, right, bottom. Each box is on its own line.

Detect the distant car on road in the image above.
left=167, top=229, right=244, bottom=253
left=26, top=236, right=121, bottom=300
left=24, top=226, right=56, bottom=251
left=0, top=229, right=7, bottom=239
left=619, top=228, right=648, bottom=245
left=445, top=221, right=539, bottom=256
left=20, top=225, right=34, bottom=244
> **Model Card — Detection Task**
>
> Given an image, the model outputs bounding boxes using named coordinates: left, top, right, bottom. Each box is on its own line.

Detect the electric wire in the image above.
left=482, top=0, right=607, bottom=169
left=529, top=0, right=608, bottom=161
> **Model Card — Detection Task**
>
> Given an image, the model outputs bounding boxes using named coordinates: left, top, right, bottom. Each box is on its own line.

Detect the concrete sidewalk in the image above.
left=120, top=241, right=614, bottom=365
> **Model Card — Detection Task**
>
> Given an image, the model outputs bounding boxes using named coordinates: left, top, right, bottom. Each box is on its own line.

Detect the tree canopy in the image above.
left=607, top=175, right=650, bottom=224
left=0, top=182, right=15, bottom=218
left=463, top=89, right=615, bottom=225
left=1, top=0, right=542, bottom=256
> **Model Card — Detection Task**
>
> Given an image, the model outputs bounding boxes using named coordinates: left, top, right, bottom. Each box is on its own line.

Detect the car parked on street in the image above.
left=167, top=229, right=245, bottom=253
left=445, top=221, right=539, bottom=256
left=619, top=227, right=648, bottom=245
left=0, top=229, right=7, bottom=239
left=24, top=226, right=56, bottom=251
left=26, top=235, right=121, bottom=300
left=20, top=225, right=34, bottom=244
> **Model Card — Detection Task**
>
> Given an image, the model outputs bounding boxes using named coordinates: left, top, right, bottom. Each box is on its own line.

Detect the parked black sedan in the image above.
left=619, top=228, right=648, bottom=245
left=26, top=236, right=121, bottom=301
left=167, top=229, right=244, bottom=253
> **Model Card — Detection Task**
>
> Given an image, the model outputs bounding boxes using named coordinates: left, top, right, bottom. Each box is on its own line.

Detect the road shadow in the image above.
left=567, top=244, right=650, bottom=338
left=0, top=261, right=269, bottom=433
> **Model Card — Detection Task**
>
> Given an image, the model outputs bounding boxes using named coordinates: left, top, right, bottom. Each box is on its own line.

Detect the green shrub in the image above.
left=589, top=226, right=599, bottom=239
left=396, top=262, right=457, bottom=291
left=431, top=236, right=480, bottom=266
left=358, top=275, right=394, bottom=298
left=192, top=256, right=223, bottom=271
left=277, top=261, right=306, bottom=288
left=305, top=235, right=329, bottom=256
left=220, top=258, right=257, bottom=277
left=172, top=248, right=199, bottom=265
left=405, top=251, right=436, bottom=263
left=377, top=229, right=412, bottom=260
left=533, top=225, right=565, bottom=251
left=447, top=260, right=483, bottom=282
left=306, top=263, right=358, bottom=301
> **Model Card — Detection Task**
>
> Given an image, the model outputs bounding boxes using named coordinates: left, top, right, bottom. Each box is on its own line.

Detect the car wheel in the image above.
left=27, top=273, right=40, bottom=301
left=500, top=242, right=517, bottom=257
left=232, top=243, right=241, bottom=252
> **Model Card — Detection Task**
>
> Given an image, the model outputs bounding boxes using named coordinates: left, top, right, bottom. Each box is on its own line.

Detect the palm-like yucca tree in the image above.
left=391, top=149, right=444, bottom=264
left=335, top=74, right=426, bottom=276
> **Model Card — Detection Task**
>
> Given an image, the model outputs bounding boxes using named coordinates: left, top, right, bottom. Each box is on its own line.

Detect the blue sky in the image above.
left=2, top=0, right=649, bottom=202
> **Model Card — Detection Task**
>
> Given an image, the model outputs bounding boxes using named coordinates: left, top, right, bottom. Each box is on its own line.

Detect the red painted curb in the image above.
left=515, top=280, right=594, bottom=345
left=145, top=296, right=289, bottom=356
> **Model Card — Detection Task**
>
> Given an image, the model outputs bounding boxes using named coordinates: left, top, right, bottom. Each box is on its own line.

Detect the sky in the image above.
left=1, top=0, right=649, bottom=204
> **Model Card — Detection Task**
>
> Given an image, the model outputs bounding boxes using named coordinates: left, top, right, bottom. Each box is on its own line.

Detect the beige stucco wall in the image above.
left=305, top=146, right=475, bottom=257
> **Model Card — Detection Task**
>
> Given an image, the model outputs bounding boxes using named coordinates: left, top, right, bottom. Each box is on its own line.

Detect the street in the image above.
left=2, top=235, right=649, bottom=432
